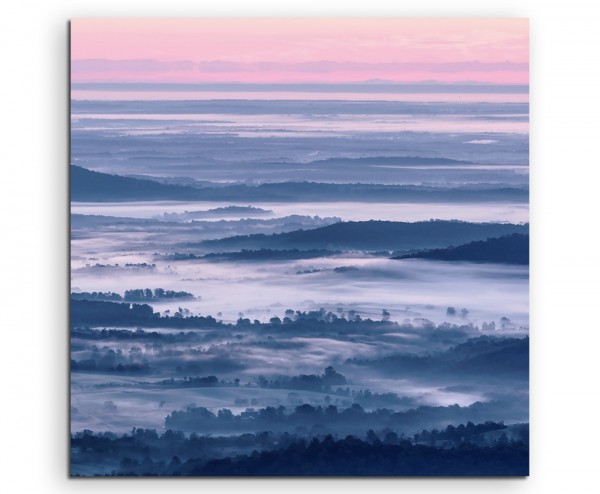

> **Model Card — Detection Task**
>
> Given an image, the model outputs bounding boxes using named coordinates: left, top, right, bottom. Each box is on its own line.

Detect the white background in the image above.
left=1, top=0, right=599, bottom=491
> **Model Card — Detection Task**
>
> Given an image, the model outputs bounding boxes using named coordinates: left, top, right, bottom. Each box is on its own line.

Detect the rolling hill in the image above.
left=393, top=233, right=529, bottom=265
left=71, top=165, right=528, bottom=203
left=71, top=165, right=204, bottom=201
left=200, top=220, right=529, bottom=253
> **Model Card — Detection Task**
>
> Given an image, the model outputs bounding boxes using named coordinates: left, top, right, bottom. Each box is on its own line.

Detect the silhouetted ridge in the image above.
left=70, top=166, right=527, bottom=203
left=192, top=437, right=528, bottom=476
left=70, top=299, right=157, bottom=325
left=169, top=249, right=340, bottom=262
left=393, top=233, right=529, bottom=264
left=349, top=336, right=529, bottom=377
left=201, top=220, right=529, bottom=252
left=71, top=165, right=204, bottom=201
left=70, top=422, right=529, bottom=476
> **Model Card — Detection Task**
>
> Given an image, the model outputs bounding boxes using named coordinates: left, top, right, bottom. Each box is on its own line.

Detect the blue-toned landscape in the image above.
left=70, top=19, right=529, bottom=476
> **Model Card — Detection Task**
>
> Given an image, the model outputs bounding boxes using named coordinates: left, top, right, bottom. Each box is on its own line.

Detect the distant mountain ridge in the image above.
left=71, top=165, right=527, bottom=203
left=71, top=165, right=204, bottom=201
left=308, top=156, right=471, bottom=166
left=200, top=220, right=529, bottom=252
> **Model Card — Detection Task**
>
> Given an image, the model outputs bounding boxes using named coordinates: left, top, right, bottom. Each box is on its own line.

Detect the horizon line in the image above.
left=72, top=81, right=529, bottom=94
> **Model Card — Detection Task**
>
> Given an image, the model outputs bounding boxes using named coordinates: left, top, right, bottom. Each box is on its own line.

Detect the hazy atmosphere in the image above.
left=70, top=18, right=529, bottom=477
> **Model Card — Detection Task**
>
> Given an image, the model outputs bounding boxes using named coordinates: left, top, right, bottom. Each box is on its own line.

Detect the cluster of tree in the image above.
left=71, top=359, right=149, bottom=373
left=160, top=206, right=272, bottom=221
left=164, top=401, right=521, bottom=436
left=70, top=300, right=233, bottom=328
left=347, top=336, right=529, bottom=378
left=71, top=327, right=206, bottom=343
left=190, top=436, right=528, bottom=476
left=71, top=291, right=123, bottom=302
left=80, top=263, right=119, bottom=269
left=393, top=233, right=529, bottom=265
left=446, top=306, right=469, bottom=317
left=256, top=367, right=347, bottom=392
left=70, top=299, right=428, bottom=330
left=71, top=288, right=195, bottom=303
left=83, top=369, right=419, bottom=410
left=157, top=376, right=220, bottom=388
left=352, top=389, right=415, bottom=408
left=296, top=268, right=324, bottom=275
left=78, top=262, right=156, bottom=270
left=70, top=303, right=485, bottom=359
left=71, top=424, right=528, bottom=476
left=412, top=421, right=529, bottom=449
left=123, top=288, right=195, bottom=302
left=124, top=263, right=156, bottom=269
left=181, top=249, right=339, bottom=262
left=71, top=299, right=156, bottom=326
left=266, top=307, right=401, bottom=326
left=71, top=345, right=149, bottom=373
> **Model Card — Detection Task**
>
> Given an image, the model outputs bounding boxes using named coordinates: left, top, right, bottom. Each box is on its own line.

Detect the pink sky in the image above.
left=71, top=18, right=528, bottom=84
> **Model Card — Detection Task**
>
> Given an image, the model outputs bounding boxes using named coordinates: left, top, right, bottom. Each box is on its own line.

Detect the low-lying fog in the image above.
left=72, top=200, right=529, bottom=224
left=71, top=199, right=529, bottom=434
left=71, top=320, right=528, bottom=433
left=72, top=255, right=528, bottom=327
left=71, top=200, right=529, bottom=327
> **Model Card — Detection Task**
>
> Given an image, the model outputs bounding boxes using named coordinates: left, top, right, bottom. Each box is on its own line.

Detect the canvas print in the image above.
left=70, top=18, right=529, bottom=476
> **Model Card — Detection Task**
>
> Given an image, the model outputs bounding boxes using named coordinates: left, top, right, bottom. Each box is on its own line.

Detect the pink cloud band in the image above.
left=71, top=19, right=528, bottom=84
